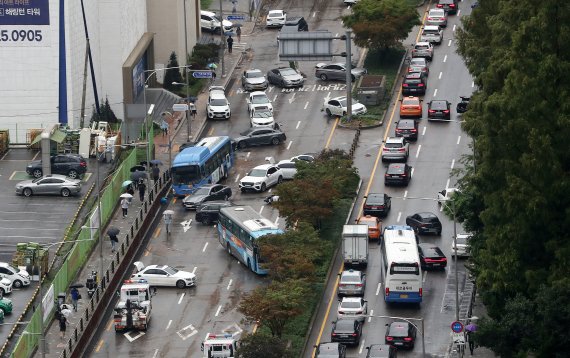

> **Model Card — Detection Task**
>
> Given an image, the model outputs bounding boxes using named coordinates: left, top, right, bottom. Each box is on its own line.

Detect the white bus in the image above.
left=381, top=225, right=423, bottom=304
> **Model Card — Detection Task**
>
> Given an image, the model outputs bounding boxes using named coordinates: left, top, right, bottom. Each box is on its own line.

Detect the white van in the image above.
left=0, top=262, right=30, bottom=288
left=420, top=25, right=443, bottom=45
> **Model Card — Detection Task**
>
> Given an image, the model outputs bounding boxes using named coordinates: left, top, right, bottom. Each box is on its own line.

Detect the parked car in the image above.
left=266, top=9, right=286, bottom=27
left=399, top=96, right=423, bottom=118
left=411, top=41, right=434, bottom=60
left=315, top=63, right=367, bottom=82
left=426, top=8, right=448, bottom=27
left=247, top=91, right=273, bottom=115
left=283, top=16, right=308, bottom=31
left=402, top=72, right=427, bottom=95
left=200, top=10, right=233, bottom=33
left=420, top=25, right=443, bottom=45
left=366, top=344, right=397, bottom=358
left=241, top=69, right=268, bottom=91
left=418, top=243, right=447, bottom=270
left=182, top=184, right=232, bottom=210
left=132, top=262, right=196, bottom=288
left=427, top=100, right=451, bottom=121
left=384, top=163, right=412, bottom=186
left=395, top=119, right=419, bottom=141
left=26, top=154, right=87, bottom=179
left=362, top=193, right=392, bottom=217
left=239, top=164, right=283, bottom=192
left=452, top=234, right=472, bottom=258
left=276, top=160, right=297, bottom=179
left=316, top=342, right=347, bottom=358
left=323, top=96, right=367, bottom=117
left=250, top=106, right=275, bottom=128
left=385, top=321, right=417, bottom=349
left=195, top=201, right=233, bottom=225
left=406, top=212, right=442, bottom=235
left=331, top=319, right=363, bottom=346
left=382, top=137, right=409, bottom=162
left=337, top=297, right=368, bottom=322
left=290, top=154, right=315, bottom=163
left=437, top=0, right=459, bottom=14
left=0, top=278, right=13, bottom=296
left=0, top=297, right=12, bottom=315
left=338, top=269, right=366, bottom=297
left=234, top=128, right=286, bottom=149
left=356, top=215, right=382, bottom=241
left=207, top=86, right=231, bottom=120
left=0, top=262, right=30, bottom=288
left=267, top=67, right=304, bottom=88
left=15, top=175, right=82, bottom=197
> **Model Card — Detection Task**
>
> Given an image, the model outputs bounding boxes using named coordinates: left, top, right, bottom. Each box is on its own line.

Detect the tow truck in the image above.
left=201, top=333, right=240, bottom=358
left=113, top=279, right=153, bottom=332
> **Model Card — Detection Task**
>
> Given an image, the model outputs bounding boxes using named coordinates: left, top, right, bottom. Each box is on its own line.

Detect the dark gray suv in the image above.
left=26, top=154, right=87, bottom=179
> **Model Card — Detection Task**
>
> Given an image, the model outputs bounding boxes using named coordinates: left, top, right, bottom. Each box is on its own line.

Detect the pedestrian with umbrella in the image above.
left=138, top=179, right=146, bottom=201
left=152, top=164, right=160, bottom=183
left=70, top=286, right=80, bottom=312
left=227, top=35, right=234, bottom=53
left=120, top=194, right=132, bottom=218
left=59, top=313, right=68, bottom=339
left=236, top=26, right=241, bottom=43
left=108, top=227, right=120, bottom=252
left=465, top=322, right=478, bottom=355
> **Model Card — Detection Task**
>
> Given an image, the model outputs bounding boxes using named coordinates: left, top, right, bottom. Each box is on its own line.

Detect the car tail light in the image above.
left=80, top=162, right=87, bottom=167
left=355, top=283, right=363, bottom=287
left=411, top=129, right=417, bottom=132
left=332, top=333, right=337, bottom=336
left=352, top=333, right=358, bottom=336
left=338, top=283, right=346, bottom=287
left=385, top=287, right=390, bottom=296
left=398, top=148, right=406, bottom=152
left=419, top=288, right=423, bottom=296
left=385, top=174, right=389, bottom=178
left=418, top=83, right=424, bottom=87
left=444, top=110, right=450, bottom=113
left=404, top=337, right=413, bottom=342
left=383, top=147, right=389, bottom=152
left=396, top=128, right=402, bottom=132
left=436, top=3, right=443, bottom=7
left=428, top=109, right=436, bottom=113
left=402, top=83, right=409, bottom=87
left=427, top=17, right=433, bottom=20
left=449, top=3, right=456, bottom=7
left=386, top=336, right=394, bottom=341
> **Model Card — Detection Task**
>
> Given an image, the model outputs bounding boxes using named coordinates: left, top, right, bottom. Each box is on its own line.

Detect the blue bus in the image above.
left=171, top=136, right=234, bottom=196
left=217, top=206, right=284, bottom=275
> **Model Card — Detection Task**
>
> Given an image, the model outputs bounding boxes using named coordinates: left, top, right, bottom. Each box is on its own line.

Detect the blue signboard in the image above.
left=193, top=71, right=213, bottom=79
left=0, top=0, right=50, bottom=25
left=132, top=53, right=148, bottom=101
left=227, top=15, right=245, bottom=21
left=451, top=321, right=464, bottom=333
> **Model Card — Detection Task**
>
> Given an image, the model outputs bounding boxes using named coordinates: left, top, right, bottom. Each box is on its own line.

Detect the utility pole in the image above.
left=183, top=0, right=191, bottom=141
left=345, top=30, right=353, bottom=122
left=79, top=40, right=90, bottom=129
left=453, top=199, right=459, bottom=322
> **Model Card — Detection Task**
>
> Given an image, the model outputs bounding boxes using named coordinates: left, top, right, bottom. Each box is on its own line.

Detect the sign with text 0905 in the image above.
left=0, top=0, right=51, bottom=47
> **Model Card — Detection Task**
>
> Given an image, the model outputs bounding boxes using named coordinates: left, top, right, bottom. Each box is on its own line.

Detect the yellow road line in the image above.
left=324, top=117, right=339, bottom=149
left=153, top=227, right=161, bottom=239
left=95, top=339, right=105, bottom=352
left=311, top=269, right=342, bottom=357
left=207, top=127, right=215, bottom=136
left=144, top=245, right=152, bottom=257
left=106, top=319, right=113, bottom=332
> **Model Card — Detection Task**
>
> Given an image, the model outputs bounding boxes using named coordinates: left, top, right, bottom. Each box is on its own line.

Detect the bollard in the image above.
left=74, top=327, right=78, bottom=341
left=144, top=201, right=148, bottom=213
left=91, top=297, right=94, bottom=311
left=126, top=234, right=130, bottom=246
left=85, top=306, right=89, bottom=321
left=80, top=318, right=84, bottom=331
left=111, top=260, right=115, bottom=273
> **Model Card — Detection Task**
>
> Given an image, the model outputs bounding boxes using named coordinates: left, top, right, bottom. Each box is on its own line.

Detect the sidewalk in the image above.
left=37, top=26, right=248, bottom=358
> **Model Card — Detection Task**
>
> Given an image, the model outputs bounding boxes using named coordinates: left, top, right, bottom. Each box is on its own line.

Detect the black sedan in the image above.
left=195, top=201, right=233, bottom=225
left=384, top=163, right=412, bottom=186
left=182, top=184, right=232, bottom=210
left=385, top=321, right=417, bottom=349
left=405, top=212, right=442, bottom=235
left=267, top=67, right=305, bottom=88
left=418, top=243, right=447, bottom=270
left=331, top=319, right=363, bottom=346
left=427, top=100, right=451, bottom=121
left=395, top=119, right=419, bottom=141
left=362, top=193, right=391, bottom=217
left=233, top=128, right=286, bottom=149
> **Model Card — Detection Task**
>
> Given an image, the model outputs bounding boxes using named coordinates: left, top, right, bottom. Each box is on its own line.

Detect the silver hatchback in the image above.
left=15, top=174, right=81, bottom=197
left=337, top=269, right=366, bottom=297
left=426, top=8, right=448, bottom=28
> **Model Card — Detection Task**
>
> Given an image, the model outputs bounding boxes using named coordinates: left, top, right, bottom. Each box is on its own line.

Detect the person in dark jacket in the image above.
left=138, top=179, right=146, bottom=201
left=227, top=36, right=234, bottom=53
left=70, top=287, right=80, bottom=312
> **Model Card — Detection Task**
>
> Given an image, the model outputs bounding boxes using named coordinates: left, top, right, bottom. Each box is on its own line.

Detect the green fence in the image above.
left=10, top=149, right=140, bottom=358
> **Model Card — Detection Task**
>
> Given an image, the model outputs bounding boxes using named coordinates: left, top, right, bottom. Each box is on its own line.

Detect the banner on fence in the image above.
left=42, top=284, right=54, bottom=323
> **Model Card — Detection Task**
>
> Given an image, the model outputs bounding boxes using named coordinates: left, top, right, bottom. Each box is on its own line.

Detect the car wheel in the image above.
left=13, top=280, right=23, bottom=289
left=325, top=109, right=332, bottom=117
left=436, top=229, right=442, bottom=236
left=61, top=188, right=71, bottom=197
left=68, top=170, right=79, bottom=179
left=319, top=74, right=328, bottom=81
left=176, top=280, right=186, bottom=289
left=238, top=141, right=247, bottom=149
left=277, top=176, right=283, bottom=184
left=260, top=183, right=267, bottom=192
left=32, top=169, right=42, bottom=178
left=271, top=137, right=280, bottom=145
left=227, top=243, right=232, bottom=255
left=23, top=188, right=32, bottom=197
left=0, top=288, right=4, bottom=296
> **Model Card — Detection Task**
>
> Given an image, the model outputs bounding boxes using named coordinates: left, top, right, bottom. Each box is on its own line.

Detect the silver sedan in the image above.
left=315, top=62, right=367, bottom=82
left=15, top=174, right=81, bottom=197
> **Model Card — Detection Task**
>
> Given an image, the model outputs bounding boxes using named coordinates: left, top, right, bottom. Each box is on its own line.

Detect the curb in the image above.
left=379, top=48, right=409, bottom=126
left=337, top=121, right=383, bottom=130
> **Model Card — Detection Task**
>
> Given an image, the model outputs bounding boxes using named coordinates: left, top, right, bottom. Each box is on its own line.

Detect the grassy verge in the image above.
left=200, top=0, right=213, bottom=10
left=364, top=47, right=406, bottom=95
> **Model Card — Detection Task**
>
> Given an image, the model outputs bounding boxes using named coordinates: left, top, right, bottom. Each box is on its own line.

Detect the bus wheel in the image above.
left=227, top=243, right=231, bottom=255
left=247, top=259, right=251, bottom=270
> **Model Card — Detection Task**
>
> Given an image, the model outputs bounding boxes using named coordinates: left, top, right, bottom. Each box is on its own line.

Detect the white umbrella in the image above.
left=120, top=193, right=133, bottom=199
left=164, top=210, right=174, bottom=215
left=60, top=305, right=72, bottom=318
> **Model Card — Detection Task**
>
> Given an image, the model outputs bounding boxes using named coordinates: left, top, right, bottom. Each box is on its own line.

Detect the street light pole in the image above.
left=95, top=148, right=104, bottom=287
left=345, top=29, right=352, bottom=122
left=219, top=0, right=225, bottom=77
left=35, top=251, right=45, bottom=358
left=183, top=0, right=191, bottom=141
left=452, top=198, right=459, bottom=322
left=185, top=68, right=191, bottom=142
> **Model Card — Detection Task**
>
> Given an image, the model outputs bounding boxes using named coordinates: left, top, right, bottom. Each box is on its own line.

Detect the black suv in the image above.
left=331, top=319, right=363, bottom=346
left=384, top=164, right=412, bottom=186
left=406, top=212, right=442, bottom=235
left=402, top=72, right=427, bottom=95
left=427, top=100, right=451, bottom=121
left=437, top=0, right=458, bottom=14
left=26, top=154, right=87, bottom=179
left=363, top=193, right=392, bottom=217
left=395, top=119, right=419, bottom=141
left=385, top=321, right=417, bottom=349
left=195, top=201, right=233, bottom=225
left=316, top=342, right=346, bottom=358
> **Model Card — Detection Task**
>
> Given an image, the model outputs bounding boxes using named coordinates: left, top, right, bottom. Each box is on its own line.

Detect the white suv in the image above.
left=207, top=86, right=231, bottom=120
left=322, top=96, right=367, bottom=117
left=382, top=137, right=410, bottom=162
left=0, top=262, right=30, bottom=288
left=266, top=10, right=286, bottom=28
left=0, top=278, right=13, bottom=296
left=420, top=25, right=443, bottom=45
left=200, top=11, right=233, bottom=33
left=239, top=164, right=283, bottom=192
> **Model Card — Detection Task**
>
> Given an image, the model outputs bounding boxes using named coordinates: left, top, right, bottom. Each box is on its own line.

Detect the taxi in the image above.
left=356, top=215, right=382, bottom=241
left=399, top=96, right=423, bottom=118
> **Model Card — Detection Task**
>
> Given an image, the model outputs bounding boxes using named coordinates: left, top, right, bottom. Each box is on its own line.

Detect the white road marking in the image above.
left=0, top=150, right=10, bottom=161
left=304, top=101, right=309, bottom=110
left=234, top=174, right=240, bottom=182
left=124, top=331, right=145, bottom=342
left=192, top=266, right=197, bottom=275
left=443, top=54, right=448, bottom=63
left=202, top=242, right=208, bottom=252
left=215, top=305, right=222, bottom=317
left=178, top=293, right=185, bottom=304
left=451, top=159, right=455, bottom=169
left=296, top=120, right=301, bottom=129
left=312, top=11, right=316, bottom=17
left=422, top=126, right=427, bottom=136
left=274, top=216, right=280, bottom=225
left=411, top=167, right=415, bottom=178
left=246, top=152, right=250, bottom=158
left=177, top=324, right=198, bottom=341
left=416, top=144, right=422, bottom=158
left=153, top=349, right=159, bottom=358
left=312, top=84, right=316, bottom=91
left=397, top=212, right=402, bottom=223
left=324, top=91, right=331, bottom=103
left=453, top=24, right=457, bottom=31
left=335, top=33, right=338, bottom=37
left=376, top=283, right=381, bottom=296
left=457, top=136, right=461, bottom=145
left=166, top=320, right=172, bottom=330
left=368, top=309, right=374, bottom=322
left=423, top=271, right=428, bottom=283
left=434, top=89, right=438, bottom=97
left=181, top=219, right=192, bottom=232
left=359, top=339, right=366, bottom=354
left=227, top=279, right=233, bottom=290
left=259, top=205, right=264, bottom=214
left=446, top=178, right=450, bottom=189
left=404, top=190, right=408, bottom=198
left=273, top=94, right=278, bottom=102
left=448, top=39, right=452, bottom=47
left=457, top=10, right=461, bottom=17
left=288, top=93, right=296, bottom=104
left=472, top=81, right=475, bottom=87
left=287, top=140, right=293, bottom=150
left=438, top=71, right=443, bottom=79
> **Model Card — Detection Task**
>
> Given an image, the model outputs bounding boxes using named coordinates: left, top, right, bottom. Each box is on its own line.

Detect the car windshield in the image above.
left=410, top=59, right=425, bottom=66
left=246, top=71, right=263, bottom=78
left=416, top=45, right=430, bottom=50
left=253, top=109, right=272, bottom=118
left=210, top=98, right=227, bottom=106
left=385, top=142, right=402, bottom=148
left=164, top=266, right=179, bottom=275
left=280, top=68, right=297, bottom=76
left=268, top=12, right=283, bottom=18
left=340, top=301, right=361, bottom=309
left=388, top=323, right=409, bottom=337
left=430, top=9, right=445, bottom=16
left=193, top=187, right=212, bottom=196
left=31, top=178, right=42, bottom=183
left=251, top=95, right=269, bottom=104
left=248, top=169, right=267, bottom=177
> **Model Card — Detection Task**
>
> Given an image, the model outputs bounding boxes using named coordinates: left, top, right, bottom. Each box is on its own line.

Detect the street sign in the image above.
left=192, top=71, right=213, bottom=79
left=451, top=321, right=464, bottom=333
left=172, top=104, right=188, bottom=111
left=227, top=15, right=245, bottom=20
left=452, top=332, right=465, bottom=345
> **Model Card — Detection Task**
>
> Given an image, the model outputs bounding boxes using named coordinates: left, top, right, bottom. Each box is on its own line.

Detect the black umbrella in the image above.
left=107, top=227, right=120, bottom=237
left=131, top=171, right=148, bottom=181
left=150, top=159, right=163, bottom=165
left=130, top=165, right=145, bottom=172
left=70, top=283, right=84, bottom=289
left=232, top=23, right=243, bottom=27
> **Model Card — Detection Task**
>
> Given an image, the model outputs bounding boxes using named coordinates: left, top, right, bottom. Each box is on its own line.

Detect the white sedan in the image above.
left=132, top=262, right=196, bottom=288
left=276, top=160, right=297, bottom=180
left=322, top=96, right=367, bottom=117
left=337, top=297, right=368, bottom=322
left=250, top=106, right=275, bottom=128
left=247, top=91, right=273, bottom=115
left=266, top=10, right=286, bottom=27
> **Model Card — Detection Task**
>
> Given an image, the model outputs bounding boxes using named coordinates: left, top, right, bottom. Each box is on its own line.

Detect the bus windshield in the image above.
left=172, top=165, right=201, bottom=184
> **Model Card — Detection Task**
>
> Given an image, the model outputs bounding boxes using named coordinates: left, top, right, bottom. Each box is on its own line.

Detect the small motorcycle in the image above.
left=457, top=96, right=470, bottom=113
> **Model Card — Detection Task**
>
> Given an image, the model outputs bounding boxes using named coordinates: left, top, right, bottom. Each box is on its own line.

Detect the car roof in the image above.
left=416, top=212, right=438, bottom=218
left=341, top=297, right=362, bottom=303
left=415, top=41, right=431, bottom=46
left=268, top=9, right=284, bottom=14
left=388, top=321, right=411, bottom=335
left=252, top=164, right=274, bottom=170
left=406, top=72, right=423, bottom=79
left=387, top=164, right=407, bottom=173
left=429, top=8, right=445, bottom=14
left=201, top=10, right=217, bottom=16
left=250, top=91, right=267, bottom=96
left=334, top=319, right=357, bottom=329
left=386, top=137, right=405, bottom=144
left=277, top=159, right=295, bottom=165
left=331, top=96, right=347, bottom=101
left=209, top=91, right=227, bottom=99
left=423, top=25, right=440, bottom=30
left=245, top=69, right=263, bottom=74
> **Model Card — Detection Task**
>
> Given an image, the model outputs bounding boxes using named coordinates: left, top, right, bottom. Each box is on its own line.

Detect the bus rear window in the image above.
left=390, top=263, right=420, bottom=275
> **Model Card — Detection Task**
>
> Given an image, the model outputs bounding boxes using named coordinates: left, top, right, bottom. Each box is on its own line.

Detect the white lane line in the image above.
left=368, top=309, right=374, bottom=323
left=443, top=54, right=448, bottom=63
left=166, top=320, right=172, bottom=330
left=448, top=39, right=452, bottom=47
left=423, top=271, right=428, bottom=283
left=246, top=152, right=250, bottom=158
left=453, top=24, right=457, bottom=31
left=415, top=144, right=422, bottom=158
left=446, top=178, right=450, bottom=189
left=451, top=159, right=455, bottom=169
left=259, top=205, right=265, bottom=214
left=434, top=88, right=438, bottom=97
left=227, top=279, right=233, bottom=290
left=472, top=81, right=475, bottom=88
left=0, top=149, right=10, bottom=161
left=234, top=174, right=240, bottom=182
left=335, top=33, right=338, bottom=37
left=359, top=339, right=366, bottom=354
left=376, top=283, right=381, bottom=296
left=422, top=126, right=427, bottom=136
left=438, top=72, right=442, bottom=80
left=312, top=11, right=316, bottom=17
left=397, top=212, right=402, bottom=223
left=296, top=120, right=301, bottom=129
left=457, top=10, right=461, bottom=17
left=202, top=242, right=209, bottom=252
left=153, top=349, right=159, bottom=358
left=215, top=305, right=222, bottom=317
left=273, top=94, right=278, bottom=102
left=287, top=140, right=293, bottom=150
left=178, top=293, right=185, bottom=305
left=274, top=216, right=280, bottom=225
left=304, top=101, right=309, bottom=110
left=404, top=190, right=408, bottom=198
left=192, top=266, right=197, bottom=275
left=457, top=136, right=461, bottom=145
left=411, top=167, right=415, bottom=178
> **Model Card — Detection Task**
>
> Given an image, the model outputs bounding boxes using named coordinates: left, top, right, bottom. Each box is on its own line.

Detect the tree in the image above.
left=163, top=52, right=183, bottom=92
left=90, top=96, right=118, bottom=126
left=239, top=279, right=308, bottom=337
left=342, top=0, right=420, bottom=50
left=236, top=333, right=293, bottom=358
